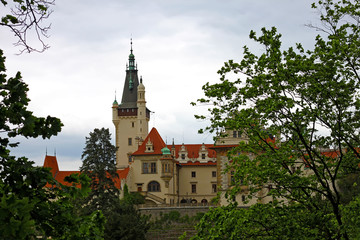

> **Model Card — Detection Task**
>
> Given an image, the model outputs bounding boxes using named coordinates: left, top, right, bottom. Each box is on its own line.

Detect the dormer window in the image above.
left=145, top=139, right=154, bottom=153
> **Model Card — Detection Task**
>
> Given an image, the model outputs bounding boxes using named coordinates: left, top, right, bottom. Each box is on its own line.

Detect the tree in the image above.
left=104, top=200, right=150, bottom=240
left=0, top=1, right=106, bottom=239
left=0, top=45, right=104, bottom=240
left=192, top=0, right=360, bottom=239
left=80, top=128, right=150, bottom=240
left=80, top=127, right=119, bottom=215
left=1, top=0, right=55, bottom=53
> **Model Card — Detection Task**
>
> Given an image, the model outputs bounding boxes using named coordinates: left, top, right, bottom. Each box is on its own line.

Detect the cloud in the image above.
left=2, top=0, right=320, bottom=170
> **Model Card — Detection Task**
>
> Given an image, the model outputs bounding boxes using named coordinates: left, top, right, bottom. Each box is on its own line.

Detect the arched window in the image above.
left=148, top=181, right=160, bottom=192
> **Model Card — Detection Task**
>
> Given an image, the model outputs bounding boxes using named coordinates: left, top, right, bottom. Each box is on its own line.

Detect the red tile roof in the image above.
left=43, top=155, right=59, bottom=176
left=180, top=161, right=216, bottom=166
left=169, top=144, right=216, bottom=159
left=132, top=127, right=166, bottom=155
left=43, top=155, right=128, bottom=189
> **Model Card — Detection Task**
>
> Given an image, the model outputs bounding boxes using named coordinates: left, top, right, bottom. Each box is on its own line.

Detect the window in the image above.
left=148, top=181, right=160, bottom=192
left=142, top=163, right=149, bottom=173
left=201, top=153, right=206, bottom=159
left=233, top=131, right=237, bottom=138
left=128, top=138, right=132, bottom=146
left=142, top=162, right=156, bottom=174
left=128, top=154, right=132, bottom=163
left=212, top=171, right=216, bottom=178
left=191, top=184, right=197, bottom=193
left=241, top=195, right=246, bottom=202
left=238, top=131, right=242, bottom=138
left=162, top=163, right=170, bottom=173
left=191, top=171, right=196, bottom=178
left=151, top=162, right=157, bottom=173
left=181, top=154, right=185, bottom=160
left=212, top=184, right=217, bottom=193
left=131, top=122, right=135, bottom=128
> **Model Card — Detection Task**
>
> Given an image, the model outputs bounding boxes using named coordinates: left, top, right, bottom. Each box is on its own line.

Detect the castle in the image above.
left=43, top=42, right=268, bottom=206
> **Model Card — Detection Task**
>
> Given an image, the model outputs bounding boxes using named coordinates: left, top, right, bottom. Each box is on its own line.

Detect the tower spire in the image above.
left=128, top=38, right=136, bottom=70
left=130, top=38, right=133, bottom=54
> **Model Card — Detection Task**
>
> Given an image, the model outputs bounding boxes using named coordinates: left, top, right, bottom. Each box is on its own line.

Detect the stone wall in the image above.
left=139, top=205, right=210, bottom=220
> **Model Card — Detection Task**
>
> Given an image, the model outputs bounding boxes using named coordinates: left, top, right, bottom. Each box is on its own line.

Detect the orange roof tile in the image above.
left=321, top=150, right=341, bottom=158
left=43, top=155, right=59, bottom=177
left=132, top=127, right=166, bottom=155
left=42, top=155, right=129, bottom=189
left=180, top=161, right=216, bottom=166
left=169, top=144, right=216, bottom=159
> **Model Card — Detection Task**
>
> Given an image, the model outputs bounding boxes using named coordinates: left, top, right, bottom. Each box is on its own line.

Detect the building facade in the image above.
left=113, top=44, right=219, bottom=205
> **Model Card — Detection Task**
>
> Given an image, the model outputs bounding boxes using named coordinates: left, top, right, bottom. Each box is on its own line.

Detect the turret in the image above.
left=160, top=146, right=174, bottom=188
left=137, top=76, right=147, bottom=144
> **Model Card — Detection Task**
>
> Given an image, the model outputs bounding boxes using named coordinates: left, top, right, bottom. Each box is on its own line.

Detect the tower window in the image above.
left=212, top=171, right=216, bottom=178
left=191, top=184, right=197, bottom=193
left=212, top=184, right=217, bottom=193
left=128, top=138, right=132, bottom=146
left=191, top=171, right=196, bottom=178
left=131, top=122, right=135, bottom=128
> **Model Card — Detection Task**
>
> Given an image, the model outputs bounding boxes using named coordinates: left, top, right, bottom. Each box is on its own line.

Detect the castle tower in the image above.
left=137, top=76, right=148, bottom=142
left=113, top=40, right=151, bottom=169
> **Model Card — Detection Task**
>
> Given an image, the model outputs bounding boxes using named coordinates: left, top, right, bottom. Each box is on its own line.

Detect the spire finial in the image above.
left=128, top=38, right=135, bottom=70
left=130, top=38, right=133, bottom=54
left=140, top=76, right=143, bottom=83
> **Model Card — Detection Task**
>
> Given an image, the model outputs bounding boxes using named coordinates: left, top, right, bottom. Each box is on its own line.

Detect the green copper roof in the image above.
left=113, top=99, right=118, bottom=105
left=161, top=146, right=171, bottom=155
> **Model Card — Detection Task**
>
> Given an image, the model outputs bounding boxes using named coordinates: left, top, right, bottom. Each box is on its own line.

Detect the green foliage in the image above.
left=338, top=173, right=360, bottom=204
left=105, top=200, right=150, bottom=240
left=80, top=127, right=119, bottom=215
left=80, top=128, right=149, bottom=240
left=0, top=0, right=54, bottom=53
left=0, top=155, right=105, bottom=239
left=0, top=1, right=106, bottom=238
left=0, top=48, right=104, bottom=239
left=122, top=183, right=145, bottom=205
left=192, top=0, right=360, bottom=239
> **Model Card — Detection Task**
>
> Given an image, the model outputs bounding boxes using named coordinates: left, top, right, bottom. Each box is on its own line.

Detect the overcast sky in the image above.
left=1, top=0, right=320, bottom=170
